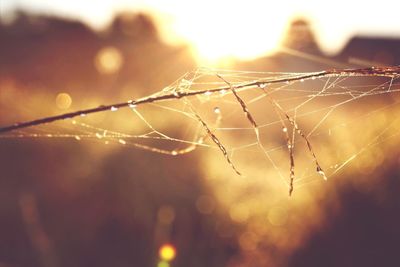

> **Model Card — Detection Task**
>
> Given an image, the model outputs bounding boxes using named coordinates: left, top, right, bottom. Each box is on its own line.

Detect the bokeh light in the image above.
left=94, top=46, right=123, bottom=74
left=159, top=244, right=176, bottom=261
left=55, top=92, right=72, bottom=109
left=229, top=203, right=250, bottom=223
left=267, top=206, right=288, bottom=226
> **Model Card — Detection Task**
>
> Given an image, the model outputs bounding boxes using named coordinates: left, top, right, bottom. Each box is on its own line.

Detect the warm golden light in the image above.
left=267, top=206, right=288, bottom=226
left=150, top=1, right=290, bottom=64
left=229, top=203, right=249, bottom=223
left=157, top=261, right=170, bottom=267
left=94, top=46, right=123, bottom=74
left=159, top=244, right=176, bottom=261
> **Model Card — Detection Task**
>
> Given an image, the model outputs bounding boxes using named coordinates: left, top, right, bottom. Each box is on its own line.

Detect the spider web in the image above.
left=1, top=67, right=400, bottom=195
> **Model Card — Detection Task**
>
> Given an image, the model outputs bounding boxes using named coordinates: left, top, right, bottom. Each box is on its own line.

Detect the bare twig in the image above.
left=0, top=66, right=398, bottom=134
left=216, top=74, right=258, bottom=130
left=267, top=95, right=296, bottom=195
left=192, top=109, right=241, bottom=176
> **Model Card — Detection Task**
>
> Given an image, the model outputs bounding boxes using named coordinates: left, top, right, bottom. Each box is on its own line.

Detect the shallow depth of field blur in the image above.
left=1, top=1, right=400, bottom=267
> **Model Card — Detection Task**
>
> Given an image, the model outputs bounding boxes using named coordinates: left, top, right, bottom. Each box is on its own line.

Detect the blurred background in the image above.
left=0, top=1, right=400, bottom=266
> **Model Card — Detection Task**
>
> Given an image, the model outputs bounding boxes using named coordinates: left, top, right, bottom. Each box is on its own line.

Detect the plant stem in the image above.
left=0, top=66, right=398, bottom=134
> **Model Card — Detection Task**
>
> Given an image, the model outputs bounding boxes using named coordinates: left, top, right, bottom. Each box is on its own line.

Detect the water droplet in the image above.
left=95, top=133, right=102, bottom=139
left=111, top=106, right=118, bottom=111
left=259, top=83, right=267, bottom=89
left=72, top=120, right=77, bottom=125
left=282, top=127, right=288, bottom=133
left=300, top=79, right=304, bottom=82
left=171, top=150, right=178, bottom=156
left=118, top=139, right=126, bottom=145
left=214, top=107, right=221, bottom=114
left=220, top=89, right=227, bottom=95
left=311, top=76, right=316, bottom=80
left=127, top=100, right=136, bottom=108
left=287, top=144, right=292, bottom=149
left=204, top=91, right=212, bottom=96
left=74, top=136, right=81, bottom=141
left=80, top=113, right=86, bottom=117
left=317, top=166, right=327, bottom=180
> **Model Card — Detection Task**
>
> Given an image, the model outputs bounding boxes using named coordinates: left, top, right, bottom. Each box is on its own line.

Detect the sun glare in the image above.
left=144, top=1, right=291, bottom=64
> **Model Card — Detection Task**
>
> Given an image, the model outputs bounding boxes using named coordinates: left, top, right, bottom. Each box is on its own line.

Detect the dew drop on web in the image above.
left=317, top=166, right=327, bottom=181
left=259, top=83, right=267, bottom=89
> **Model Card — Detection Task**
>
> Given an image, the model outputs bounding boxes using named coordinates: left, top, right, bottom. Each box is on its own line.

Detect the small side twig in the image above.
left=192, top=108, right=241, bottom=176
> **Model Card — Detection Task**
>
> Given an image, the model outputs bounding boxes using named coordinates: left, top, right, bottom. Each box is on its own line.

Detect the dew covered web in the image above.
left=1, top=67, right=400, bottom=195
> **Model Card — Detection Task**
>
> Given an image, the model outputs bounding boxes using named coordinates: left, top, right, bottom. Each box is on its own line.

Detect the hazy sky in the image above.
left=2, top=0, right=400, bottom=60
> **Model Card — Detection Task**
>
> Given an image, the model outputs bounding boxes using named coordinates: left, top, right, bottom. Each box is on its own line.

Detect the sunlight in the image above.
left=151, top=1, right=290, bottom=63
left=4, top=0, right=400, bottom=61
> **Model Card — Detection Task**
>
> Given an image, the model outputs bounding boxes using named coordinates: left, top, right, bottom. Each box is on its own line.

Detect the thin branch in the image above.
left=216, top=73, right=258, bottom=130
left=267, top=96, right=296, bottom=195
left=266, top=94, right=327, bottom=181
left=0, top=66, right=398, bottom=134
left=191, top=107, right=241, bottom=176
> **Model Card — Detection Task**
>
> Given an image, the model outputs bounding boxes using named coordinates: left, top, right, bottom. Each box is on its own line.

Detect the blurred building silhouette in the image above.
left=237, top=18, right=399, bottom=71
left=339, top=36, right=400, bottom=67
left=1, top=13, right=399, bottom=93
left=281, top=19, right=321, bottom=54
left=0, top=12, right=194, bottom=101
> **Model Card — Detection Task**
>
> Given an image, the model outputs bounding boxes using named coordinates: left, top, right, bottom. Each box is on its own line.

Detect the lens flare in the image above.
left=159, top=244, right=176, bottom=261
left=55, top=93, right=72, bottom=109
left=94, top=46, right=123, bottom=74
